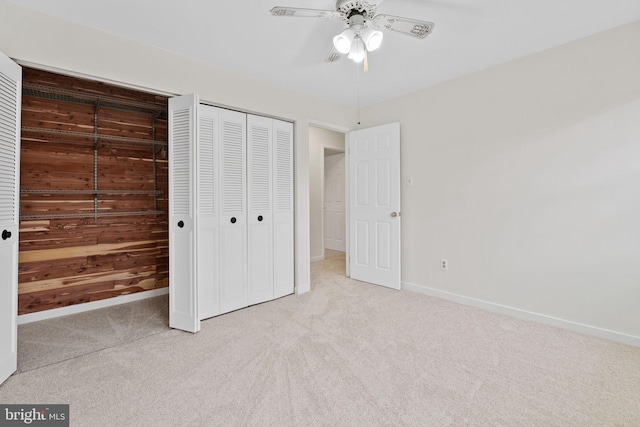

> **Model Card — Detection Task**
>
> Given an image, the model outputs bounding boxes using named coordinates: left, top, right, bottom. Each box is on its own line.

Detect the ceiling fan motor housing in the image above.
left=336, top=0, right=377, bottom=22
left=348, top=14, right=366, bottom=32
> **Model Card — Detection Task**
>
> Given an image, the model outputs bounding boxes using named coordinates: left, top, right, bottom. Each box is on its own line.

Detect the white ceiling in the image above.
left=11, top=0, right=640, bottom=108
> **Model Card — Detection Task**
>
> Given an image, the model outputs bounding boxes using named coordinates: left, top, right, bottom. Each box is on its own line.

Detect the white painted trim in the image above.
left=308, top=120, right=351, bottom=134
left=310, top=255, right=325, bottom=262
left=319, top=148, right=326, bottom=261
left=17, top=288, right=169, bottom=325
left=402, top=281, right=640, bottom=348
left=345, top=133, right=350, bottom=278
left=295, top=122, right=311, bottom=294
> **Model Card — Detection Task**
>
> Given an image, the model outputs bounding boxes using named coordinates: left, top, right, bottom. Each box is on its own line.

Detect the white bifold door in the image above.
left=0, top=51, right=21, bottom=386
left=247, top=115, right=273, bottom=305
left=218, top=108, right=248, bottom=314
left=248, top=116, right=295, bottom=302
left=169, top=95, right=294, bottom=333
left=168, top=94, right=200, bottom=332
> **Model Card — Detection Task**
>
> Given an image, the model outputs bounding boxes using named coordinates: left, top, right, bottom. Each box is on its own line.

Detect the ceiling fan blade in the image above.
left=270, top=7, right=343, bottom=19
left=324, top=46, right=342, bottom=63
left=372, top=14, right=435, bottom=39
left=364, top=0, right=385, bottom=7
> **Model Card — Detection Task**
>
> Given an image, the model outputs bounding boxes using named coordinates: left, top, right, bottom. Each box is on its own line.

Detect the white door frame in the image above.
left=307, top=120, right=352, bottom=275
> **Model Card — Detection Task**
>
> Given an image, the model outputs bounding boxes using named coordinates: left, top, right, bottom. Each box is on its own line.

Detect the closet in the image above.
left=18, top=67, right=169, bottom=314
left=168, top=95, right=294, bottom=333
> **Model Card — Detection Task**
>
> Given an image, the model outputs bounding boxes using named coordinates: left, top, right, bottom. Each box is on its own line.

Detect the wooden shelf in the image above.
left=21, top=127, right=168, bottom=147
left=23, top=83, right=167, bottom=118
left=20, top=190, right=164, bottom=220
left=20, top=210, right=164, bottom=221
left=21, top=189, right=163, bottom=195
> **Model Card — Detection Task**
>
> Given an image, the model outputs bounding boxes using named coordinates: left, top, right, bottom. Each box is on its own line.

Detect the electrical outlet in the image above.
left=440, top=258, right=448, bottom=271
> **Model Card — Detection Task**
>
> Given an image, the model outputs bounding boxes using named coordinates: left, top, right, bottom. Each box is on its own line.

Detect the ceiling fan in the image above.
left=270, top=0, right=435, bottom=64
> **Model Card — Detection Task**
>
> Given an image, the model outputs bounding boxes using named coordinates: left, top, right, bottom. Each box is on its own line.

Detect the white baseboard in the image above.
left=310, top=255, right=325, bottom=262
left=17, top=288, right=169, bottom=325
left=402, top=281, right=640, bottom=348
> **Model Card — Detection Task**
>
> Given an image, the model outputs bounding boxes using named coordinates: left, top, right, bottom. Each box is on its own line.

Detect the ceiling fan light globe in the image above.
left=333, top=36, right=351, bottom=54
left=348, top=37, right=365, bottom=63
left=348, top=52, right=365, bottom=63
left=333, top=29, right=354, bottom=55
left=365, top=30, right=383, bottom=51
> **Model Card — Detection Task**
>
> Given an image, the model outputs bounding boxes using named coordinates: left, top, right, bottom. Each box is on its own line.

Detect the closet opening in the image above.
left=18, top=66, right=170, bottom=320
left=308, top=125, right=347, bottom=278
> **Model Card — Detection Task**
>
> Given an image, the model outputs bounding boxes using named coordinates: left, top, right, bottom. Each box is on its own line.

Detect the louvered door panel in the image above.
left=197, top=105, right=220, bottom=319
left=0, top=51, right=20, bottom=386
left=0, top=71, right=18, bottom=224
left=247, top=115, right=273, bottom=305
left=219, top=108, right=247, bottom=314
left=273, top=119, right=294, bottom=299
left=168, top=94, right=199, bottom=333
left=171, top=109, right=191, bottom=217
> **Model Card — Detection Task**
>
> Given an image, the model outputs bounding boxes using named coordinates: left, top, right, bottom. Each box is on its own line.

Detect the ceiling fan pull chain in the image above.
left=364, top=50, right=369, bottom=72
left=356, top=62, right=361, bottom=125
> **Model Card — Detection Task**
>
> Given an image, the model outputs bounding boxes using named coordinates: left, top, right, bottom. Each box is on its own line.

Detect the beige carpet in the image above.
left=2, top=250, right=640, bottom=426
left=16, top=294, right=170, bottom=373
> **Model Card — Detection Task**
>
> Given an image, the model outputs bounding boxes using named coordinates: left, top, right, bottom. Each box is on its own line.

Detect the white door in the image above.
left=272, top=119, right=294, bottom=299
left=168, top=94, right=200, bottom=333
left=0, top=51, right=21, bottom=384
left=324, top=153, right=345, bottom=252
left=219, top=109, right=248, bottom=314
left=348, top=123, right=401, bottom=289
left=247, top=114, right=273, bottom=305
left=197, top=105, right=220, bottom=320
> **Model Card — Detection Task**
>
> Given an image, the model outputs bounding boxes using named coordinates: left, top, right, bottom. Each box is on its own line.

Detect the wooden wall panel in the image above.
left=18, top=67, right=169, bottom=315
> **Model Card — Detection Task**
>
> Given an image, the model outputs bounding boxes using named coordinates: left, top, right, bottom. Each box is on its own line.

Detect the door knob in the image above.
left=230, top=217, right=237, bottom=224
left=390, top=212, right=398, bottom=218
left=257, top=215, right=263, bottom=222
left=177, top=221, right=184, bottom=228
left=2, top=230, right=10, bottom=240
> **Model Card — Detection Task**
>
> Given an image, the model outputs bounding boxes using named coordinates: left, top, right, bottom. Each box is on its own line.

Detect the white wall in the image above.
left=0, top=0, right=355, bottom=294
left=362, top=21, right=640, bottom=343
left=308, top=126, right=345, bottom=261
